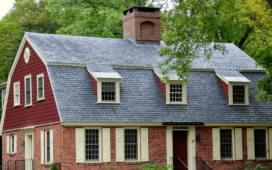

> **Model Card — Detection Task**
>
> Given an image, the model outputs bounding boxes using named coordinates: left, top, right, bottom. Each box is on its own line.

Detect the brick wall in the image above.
left=123, top=7, right=161, bottom=43
left=3, top=125, right=166, bottom=170
left=196, top=127, right=272, bottom=170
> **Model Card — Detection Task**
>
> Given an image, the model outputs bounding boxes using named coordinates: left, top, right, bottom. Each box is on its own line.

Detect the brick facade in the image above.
left=2, top=125, right=167, bottom=170
left=123, top=7, right=161, bottom=43
left=196, top=127, right=272, bottom=170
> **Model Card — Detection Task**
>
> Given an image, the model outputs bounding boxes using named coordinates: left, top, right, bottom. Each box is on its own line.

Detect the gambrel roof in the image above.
left=23, top=32, right=271, bottom=123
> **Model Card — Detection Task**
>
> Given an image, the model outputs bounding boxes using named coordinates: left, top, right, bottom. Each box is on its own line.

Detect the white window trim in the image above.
left=13, top=82, right=20, bottom=107
left=24, top=74, right=32, bottom=107
left=97, top=79, right=120, bottom=104
left=166, top=81, right=187, bottom=105
left=37, top=73, right=45, bottom=101
left=228, top=83, right=249, bottom=106
left=218, top=127, right=235, bottom=160
left=84, top=127, right=102, bottom=163
left=123, top=127, right=141, bottom=162
left=250, top=127, right=269, bottom=160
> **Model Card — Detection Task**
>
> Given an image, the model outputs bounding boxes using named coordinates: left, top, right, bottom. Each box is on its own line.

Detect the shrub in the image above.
left=103, top=166, right=116, bottom=170
left=134, top=163, right=174, bottom=170
left=51, top=162, right=59, bottom=170
left=244, top=161, right=270, bottom=170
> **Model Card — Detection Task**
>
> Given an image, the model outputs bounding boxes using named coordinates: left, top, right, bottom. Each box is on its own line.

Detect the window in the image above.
left=220, top=129, right=232, bottom=159
left=37, top=74, right=44, bottom=100
left=166, top=81, right=187, bottom=105
left=254, top=129, right=266, bottom=158
left=125, top=129, right=138, bottom=160
left=47, top=131, right=50, bottom=163
left=86, top=129, right=99, bottom=160
left=233, top=85, right=245, bottom=104
left=102, top=82, right=115, bottom=101
left=11, top=135, right=15, bottom=153
left=24, top=75, right=32, bottom=106
left=170, top=84, right=182, bottom=102
left=13, top=82, right=20, bottom=106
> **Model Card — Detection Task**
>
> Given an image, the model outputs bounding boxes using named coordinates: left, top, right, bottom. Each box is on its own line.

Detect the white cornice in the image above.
left=61, top=122, right=163, bottom=126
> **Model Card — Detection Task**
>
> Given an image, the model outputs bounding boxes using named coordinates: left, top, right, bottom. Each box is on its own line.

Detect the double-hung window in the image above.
left=169, top=84, right=182, bottom=102
left=6, top=135, right=17, bottom=154
left=102, top=82, right=115, bottom=101
left=220, top=129, right=232, bottom=159
left=37, top=74, right=44, bottom=100
left=233, top=85, right=245, bottom=104
left=125, top=129, right=138, bottom=160
left=254, top=129, right=266, bottom=158
left=165, top=81, right=187, bottom=105
left=24, top=75, right=32, bottom=106
left=86, top=129, right=99, bottom=161
left=46, top=131, right=50, bottom=163
left=11, top=135, right=15, bottom=153
left=13, top=82, right=20, bottom=106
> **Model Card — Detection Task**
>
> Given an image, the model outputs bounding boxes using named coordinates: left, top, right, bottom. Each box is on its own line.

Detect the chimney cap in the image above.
left=122, top=6, right=161, bottom=13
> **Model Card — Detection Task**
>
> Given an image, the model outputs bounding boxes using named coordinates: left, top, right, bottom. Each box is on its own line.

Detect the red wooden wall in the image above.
left=156, top=75, right=166, bottom=100
left=3, top=41, right=60, bottom=131
left=89, top=74, right=97, bottom=98
left=217, top=77, right=229, bottom=102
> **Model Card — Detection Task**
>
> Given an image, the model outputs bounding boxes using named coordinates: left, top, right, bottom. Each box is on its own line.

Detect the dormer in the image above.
left=87, top=64, right=121, bottom=104
left=154, top=67, right=187, bottom=105
left=215, top=69, right=250, bottom=106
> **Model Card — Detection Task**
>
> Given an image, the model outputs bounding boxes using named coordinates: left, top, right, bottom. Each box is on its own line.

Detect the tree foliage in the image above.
left=159, top=0, right=272, bottom=102
left=47, top=0, right=150, bottom=38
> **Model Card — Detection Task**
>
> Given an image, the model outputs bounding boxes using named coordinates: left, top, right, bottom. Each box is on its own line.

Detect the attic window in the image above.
left=102, top=82, right=115, bottom=101
left=233, top=85, right=245, bottom=104
left=170, top=84, right=182, bottom=102
left=24, top=48, right=30, bottom=63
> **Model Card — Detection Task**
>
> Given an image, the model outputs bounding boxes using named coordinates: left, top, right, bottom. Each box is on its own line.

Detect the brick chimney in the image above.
left=123, top=6, right=161, bottom=43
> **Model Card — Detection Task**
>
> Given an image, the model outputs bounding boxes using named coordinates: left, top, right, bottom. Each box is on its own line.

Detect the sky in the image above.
left=0, top=0, right=15, bottom=20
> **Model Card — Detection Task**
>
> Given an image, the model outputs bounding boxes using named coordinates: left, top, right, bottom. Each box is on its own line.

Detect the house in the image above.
left=1, top=6, right=272, bottom=170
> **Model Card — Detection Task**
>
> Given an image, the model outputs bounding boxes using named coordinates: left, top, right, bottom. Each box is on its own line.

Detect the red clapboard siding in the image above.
left=217, top=77, right=229, bottom=102
left=156, top=75, right=166, bottom=100
left=89, top=74, right=97, bottom=98
left=3, top=41, right=60, bottom=131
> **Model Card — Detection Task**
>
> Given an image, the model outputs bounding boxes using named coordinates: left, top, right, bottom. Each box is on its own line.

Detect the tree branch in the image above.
left=266, top=0, right=272, bottom=9
left=238, top=27, right=253, bottom=49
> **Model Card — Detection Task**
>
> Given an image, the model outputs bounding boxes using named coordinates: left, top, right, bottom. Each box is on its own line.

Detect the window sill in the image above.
left=7, top=153, right=16, bottom=155
left=124, top=159, right=140, bottom=162
left=98, top=102, right=121, bottom=105
left=25, top=104, right=32, bottom=107
left=43, top=164, right=51, bottom=167
left=13, top=104, right=20, bottom=107
left=37, top=98, right=45, bottom=101
left=166, top=103, right=187, bottom=105
left=229, top=104, right=249, bottom=106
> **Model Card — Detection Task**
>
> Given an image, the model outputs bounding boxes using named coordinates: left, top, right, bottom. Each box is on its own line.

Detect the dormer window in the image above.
left=166, top=81, right=187, bottom=105
left=102, top=82, right=115, bottom=101
left=233, top=85, right=245, bottom=104
left=170, top=84, right=183, bottom=102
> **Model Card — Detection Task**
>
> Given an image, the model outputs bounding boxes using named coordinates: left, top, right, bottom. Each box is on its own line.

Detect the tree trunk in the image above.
left=139, top=0, right=144, bottom=6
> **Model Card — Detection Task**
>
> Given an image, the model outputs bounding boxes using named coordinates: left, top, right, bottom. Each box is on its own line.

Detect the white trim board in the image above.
left=61, top=122, right=163, bottom=126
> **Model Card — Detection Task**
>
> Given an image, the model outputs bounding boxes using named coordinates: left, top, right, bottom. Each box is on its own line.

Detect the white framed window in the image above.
left=97, top=79, right=120, bottom=104
left=13, top=82, right=20, bottom=106
left=37, top=73, right=44, bottom=101
left=247, top=128, right=270, bottom=160
left=212, top=128, right=236, bottom=160
left=24, top=75, right=32, bottom=107
left=166, top=81, right=187, bottom=105
left=115, top=127, right=148, bottom=162
left=75, top=127, right=102, bottom=163
left=6, top=135, right=17, bottom=154
left=44, top=130, right=53, bottom=164
left=228, top=83, right=249, bottom=105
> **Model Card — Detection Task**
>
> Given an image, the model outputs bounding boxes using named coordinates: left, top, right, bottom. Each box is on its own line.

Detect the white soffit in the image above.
left=224, top=77, right=251, bottom=83
left=92, top=72, right=122, bottom=79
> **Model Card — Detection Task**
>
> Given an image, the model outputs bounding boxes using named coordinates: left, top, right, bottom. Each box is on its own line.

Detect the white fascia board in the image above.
left=224, top=77, right=251, bottom=83
left=61, top=122, right=163, bottom=126
left=153, top=69, right=181, bottom=81
left=0, top=82, right=7, bottom=89
left=92, top=72, right=122, bottom=79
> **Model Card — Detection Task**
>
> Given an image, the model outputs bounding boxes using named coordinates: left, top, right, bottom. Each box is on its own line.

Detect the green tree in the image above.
left=46, top=0, right=151, bottom=38
left=158, top=0, right=272, bottom=102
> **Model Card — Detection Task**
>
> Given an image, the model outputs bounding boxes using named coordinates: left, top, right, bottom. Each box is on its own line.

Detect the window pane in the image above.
left=26, top=78, right=31, bottom=105
left=170, top=84, right=182, bottom=102
left=255, top=129, right=266, bottom=158
left=233, top=86, right=245, bottom=104
left=12, top=136, right=14, bottom=153
left=102, top=82, right=115, bottom=101
left=220, top=129, right=232, bottom=159
left=86, top=129, right=99, bottom=160
left=38, top=77, right=43, bottom=99
left=47, top=131, right=50, bottom=163
left=125, top=129, right=138, bottom=159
